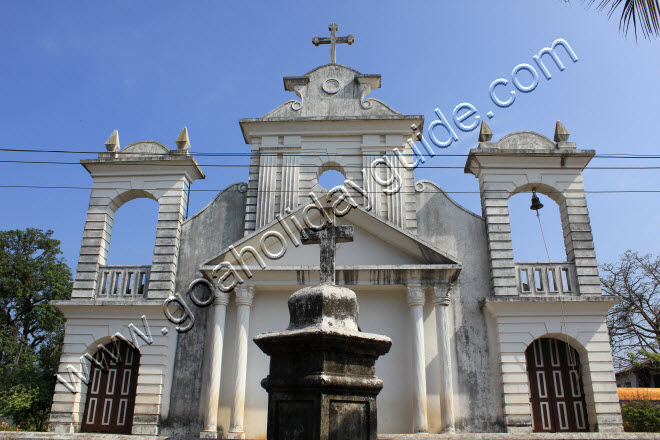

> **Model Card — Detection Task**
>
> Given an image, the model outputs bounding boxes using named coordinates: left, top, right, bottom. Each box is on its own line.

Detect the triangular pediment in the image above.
left=200, top=203, right=461, bottom=279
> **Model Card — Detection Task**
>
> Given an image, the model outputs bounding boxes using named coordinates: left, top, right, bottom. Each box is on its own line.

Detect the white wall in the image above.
left=213, top=286, right=453, bottom=437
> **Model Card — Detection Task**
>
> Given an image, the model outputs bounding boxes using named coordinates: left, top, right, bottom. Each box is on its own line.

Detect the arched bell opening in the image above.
left=508, top=183, right=577, bottom=296
left=105, top=197, right=159, bottom=266
left=95, top=190, right=160, bottom=300
left=525, top=337, right=590, bottom=433
left=80, top=338, right=141, bottom=434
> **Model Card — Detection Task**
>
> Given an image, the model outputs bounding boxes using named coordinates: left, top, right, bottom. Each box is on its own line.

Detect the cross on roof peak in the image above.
left=301, top=224, right=354, bottom=284
left=312, top=22, right=355, bottom=65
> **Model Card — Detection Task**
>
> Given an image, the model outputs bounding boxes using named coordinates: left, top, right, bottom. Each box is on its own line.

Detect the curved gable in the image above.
left=260, top=64, right=403, bottom=119
left=121, top=141, right=170, bottom=155
left=497, top=131, right=557, bottom=150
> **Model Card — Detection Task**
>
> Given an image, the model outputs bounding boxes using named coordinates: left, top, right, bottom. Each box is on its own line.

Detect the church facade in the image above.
left=48, top=29, right=623, bottom=438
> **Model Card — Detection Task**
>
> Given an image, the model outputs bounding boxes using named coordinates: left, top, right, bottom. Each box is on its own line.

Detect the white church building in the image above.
left=48, top=25, right=623, bottom=438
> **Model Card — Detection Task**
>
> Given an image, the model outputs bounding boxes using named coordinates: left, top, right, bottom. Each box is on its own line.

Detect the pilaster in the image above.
left=148, top=179, right=189, bottom=300
left=256, top=154, right=277, bottom=229
left=479, top=179, right=517, bottom=296
left=560, top=181, right=601, bottom=295
left=279, top=154, right=300, bottom=215
left=71, top=203, right=114, bottom=298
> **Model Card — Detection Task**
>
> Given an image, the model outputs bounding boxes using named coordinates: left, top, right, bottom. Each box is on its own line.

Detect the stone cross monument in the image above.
left=301, top=224, right=354, bottom=284
left=254, top=225, right=391, bottom=440
left=312, top=23, right=355, bottom=64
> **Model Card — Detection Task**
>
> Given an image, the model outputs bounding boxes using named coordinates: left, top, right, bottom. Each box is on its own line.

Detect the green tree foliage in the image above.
left=0, top=228, right=72, bottom=431
left=621, top=400, right=660, bottom=432
left=602, top=251, right=660, bottom=370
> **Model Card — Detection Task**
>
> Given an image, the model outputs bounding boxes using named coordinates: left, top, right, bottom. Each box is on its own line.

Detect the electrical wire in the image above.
left=1, top=185, right=660, bottom=194
left=1, top=159, right=659, bottom=170
left=3, top=146, right=660, bottom=159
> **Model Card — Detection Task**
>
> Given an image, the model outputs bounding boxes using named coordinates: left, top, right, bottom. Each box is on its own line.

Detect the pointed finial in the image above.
left=411, top=123, right=422, bottom=141
left=478, top=121, right=493, bottom=142
left=176, top=127, right=190, bottom=151
left=554, top=120, right=570, bottom=142
left=105, top=129, right=120, bottom=152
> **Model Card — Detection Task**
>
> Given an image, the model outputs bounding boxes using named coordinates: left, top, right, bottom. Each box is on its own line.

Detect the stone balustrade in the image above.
left=515, top=262, right=576, bottom=296
left=95, top=265, right=151, bottom=299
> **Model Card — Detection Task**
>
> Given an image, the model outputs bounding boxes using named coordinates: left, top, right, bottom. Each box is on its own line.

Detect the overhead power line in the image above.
left=1, top=184, right=659, bottom=195
left=3, top=147, right=660, bottom=159
left=0, top=159, right=659, bottom=171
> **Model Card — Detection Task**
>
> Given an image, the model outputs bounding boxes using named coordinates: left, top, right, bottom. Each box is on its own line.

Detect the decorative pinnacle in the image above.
left=105, top=129, right=120, bottom=152
left=478, top=121, right=493, bottom=142
left=176, top=127, right=190, bottom=150
left=554, top=120, right=570, bottom=142
left=411, top=123, right=422, bottom=141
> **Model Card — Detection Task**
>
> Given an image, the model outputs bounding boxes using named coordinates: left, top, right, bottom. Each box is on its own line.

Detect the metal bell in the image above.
left=530, top=190, right=544, bottom=211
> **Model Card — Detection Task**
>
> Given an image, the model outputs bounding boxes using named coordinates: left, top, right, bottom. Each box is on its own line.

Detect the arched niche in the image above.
left=508, top=183, right=566, bottom=263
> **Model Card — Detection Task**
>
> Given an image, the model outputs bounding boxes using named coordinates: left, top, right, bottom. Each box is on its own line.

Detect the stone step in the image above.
left=0, top=434, right=168, bottom=440
left=379, top=434, right=658, bottom=440
left=2, top=433, right=658, bottom=440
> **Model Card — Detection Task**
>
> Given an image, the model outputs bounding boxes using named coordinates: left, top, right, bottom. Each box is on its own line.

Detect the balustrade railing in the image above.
left=96, top=265, right=151, bottom=299
left=515, top=262, right=576, bottom=296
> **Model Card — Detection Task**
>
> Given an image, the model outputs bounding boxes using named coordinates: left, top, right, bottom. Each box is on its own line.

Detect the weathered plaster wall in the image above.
left=415, top=180, right=504, bottom=432
left=161, top=183, right=247, bottom=436
left=165, top=178, right=502, bottom=436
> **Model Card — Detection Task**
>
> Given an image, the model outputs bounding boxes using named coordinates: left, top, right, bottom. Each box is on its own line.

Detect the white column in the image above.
left=228, top=285, right=255, bottom=439
left=201, top=291, right=229, bottom=438
left=433, top=284, right=455, bottom=433
left=406, top=284, right=428, bottom=433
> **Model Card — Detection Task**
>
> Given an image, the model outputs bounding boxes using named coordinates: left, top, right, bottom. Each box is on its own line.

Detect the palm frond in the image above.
left=585, top=0, right=660, bottom=40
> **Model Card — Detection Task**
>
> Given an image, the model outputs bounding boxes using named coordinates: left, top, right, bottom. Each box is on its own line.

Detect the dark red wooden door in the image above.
left=526, top=338, right=589, bottom=432
left=81, top=340, right=140, bottom=434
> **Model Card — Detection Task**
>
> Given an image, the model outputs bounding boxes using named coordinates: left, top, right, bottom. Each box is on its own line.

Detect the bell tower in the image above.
left=71, top=129, right=204, bottom=300
left=465, top=121, right=601, bottom=297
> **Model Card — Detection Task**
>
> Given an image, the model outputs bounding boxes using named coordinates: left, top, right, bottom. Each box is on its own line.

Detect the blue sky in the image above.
left=1, top=1, right=659, bottom=271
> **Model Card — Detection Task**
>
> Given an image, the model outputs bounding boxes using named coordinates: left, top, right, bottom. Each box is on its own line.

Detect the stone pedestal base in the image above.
left=254, top=284, right=391, bottom=440
left=267, top=388, right=378, bottom=440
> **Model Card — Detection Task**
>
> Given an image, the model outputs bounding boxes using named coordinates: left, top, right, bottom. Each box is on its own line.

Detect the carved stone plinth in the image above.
left=254, top=284, right=391, bottom=440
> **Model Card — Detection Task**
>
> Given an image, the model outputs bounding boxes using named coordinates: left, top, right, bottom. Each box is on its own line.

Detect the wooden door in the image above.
left=81, top=340, right=140, bottom=434
left=526, top=338, right=589, bottom=432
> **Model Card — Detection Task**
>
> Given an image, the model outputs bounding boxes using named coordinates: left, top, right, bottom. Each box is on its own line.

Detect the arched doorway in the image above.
left=525, top=338, right=589, bottom=432
left=81, top=339, right=140, bottom=434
